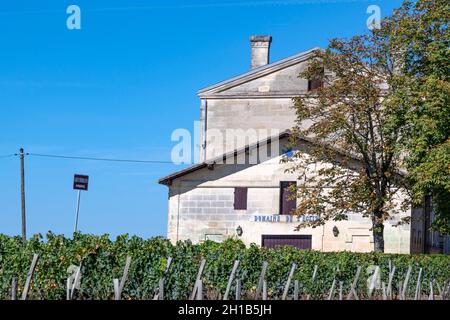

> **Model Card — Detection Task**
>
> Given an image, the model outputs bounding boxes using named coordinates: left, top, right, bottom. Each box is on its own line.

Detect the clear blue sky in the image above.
left=0, top=0, right=403, bottom=239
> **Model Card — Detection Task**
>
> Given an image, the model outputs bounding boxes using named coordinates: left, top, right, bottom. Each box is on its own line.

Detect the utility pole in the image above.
left=19, top=148, right=26, bottom=242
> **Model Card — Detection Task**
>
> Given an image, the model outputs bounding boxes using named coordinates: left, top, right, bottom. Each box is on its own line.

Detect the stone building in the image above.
left=159, top=36, right=449, bottom=254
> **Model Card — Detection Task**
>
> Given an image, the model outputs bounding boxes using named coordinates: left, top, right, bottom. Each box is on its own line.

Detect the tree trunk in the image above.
left=372, top=220, right=385, bottom=253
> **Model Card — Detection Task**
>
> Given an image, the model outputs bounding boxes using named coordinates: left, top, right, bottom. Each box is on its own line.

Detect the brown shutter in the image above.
left=308, top=78, right=323, bottom=91
left=234, top=187, right=248, bottom=210
left=262, top=235, right=312, bottom=250
left=308, top=68, right=324, bottom=91
left=280, top=181, right=296, bottom=215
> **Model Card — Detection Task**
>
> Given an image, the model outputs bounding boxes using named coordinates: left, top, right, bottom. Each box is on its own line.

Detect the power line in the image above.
left=27, top=153, right=174, bottom=164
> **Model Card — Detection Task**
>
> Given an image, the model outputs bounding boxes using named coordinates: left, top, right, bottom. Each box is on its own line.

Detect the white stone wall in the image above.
left=166, top=140, right=413, bottom=253
left=203, top=98, right=298, bottom=160
left=168, top=187, right=238, bottom=243
left=199, top=59, right=313, bottom=161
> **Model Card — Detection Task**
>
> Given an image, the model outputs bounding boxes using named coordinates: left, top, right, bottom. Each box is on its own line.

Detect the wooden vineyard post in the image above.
left=401, top=265, right=412, bottom=300
left=306, top=265, right=319, bottom=300
left=443, top=281, right=449, bottom=299
left=443, top=282, right=448, bottom=300
left=190, top=258, right=206, bottom=300
left=113, top=256, right=132, bottom=300
left=414, top=268, right=423, bottom=300
left=113, top=279, right=120, bottom=300
left=67, top=262, right=83, bottom=300
left=157, top=278, right=164, bottom=301
left=442, top=281, right=449, bottom=300
left=66, top=278, right=71, bottom=300
left=282, top=263, right=297, bottom=300
left=196, top=279, right=203, bottom=300
left=428, top=280, right=434, bottom=300
left=254, top=261, right=268, bottom=300
left=435, top=281, right=443, bottom=300
left=346, top=266, right=361, bottom=300
left=119, top=256, right=132, bottom=298
left=387, top=265, right=396, bottom=300
left=312, top=265, right=318, bottom=281
left=437, top=280, right=449, bottom=300
left=262, top=279, right=268, bottom=300
left=74, top=263, right=82, bottom=299
left=21, top=253, right=39, bottom=300
left=11, top=276, right=18, bottom=300
left=443, top=280, right=450, bottom=300
left=154, top=257, right=173, bottom=300
left=224, top=260, right=240, bottom=300
left=235, top=279, right=242, bottom=300
left=441, top=281, right=448, bottom=300
left=293, top=280, right=299, bottom=300
left=327, top=277, right=336, bottom=300
left=368, top=266, right=380, bottom=298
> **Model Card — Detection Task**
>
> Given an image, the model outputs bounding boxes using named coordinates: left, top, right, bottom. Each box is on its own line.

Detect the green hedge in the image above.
left=0, top=232, right=449, bottom=300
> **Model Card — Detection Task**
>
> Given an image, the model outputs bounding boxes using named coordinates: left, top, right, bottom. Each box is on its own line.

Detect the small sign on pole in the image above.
left=73, top=174, right=89, bottom=233
left=73, top=174, right=89, bottom=191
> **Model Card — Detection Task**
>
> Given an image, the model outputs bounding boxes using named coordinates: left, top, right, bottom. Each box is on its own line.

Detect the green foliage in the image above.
left=289, top=14, right=411, bottom=252
left=0, top=233, right=449, bottom=300
left=387, top=0, right=450, bottom=233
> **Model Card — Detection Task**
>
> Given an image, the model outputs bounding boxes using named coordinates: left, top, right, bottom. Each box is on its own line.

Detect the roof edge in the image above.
left=158, top=130, right=407, bottom=186
left=197, top=47, right=322, bottom=96
left=158, top=130, right=291, bottom=185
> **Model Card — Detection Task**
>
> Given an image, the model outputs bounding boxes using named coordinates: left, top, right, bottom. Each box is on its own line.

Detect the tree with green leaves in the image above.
left=387, top=0, right=449, bottom=234
left=285, top=0, right=449, bottom=252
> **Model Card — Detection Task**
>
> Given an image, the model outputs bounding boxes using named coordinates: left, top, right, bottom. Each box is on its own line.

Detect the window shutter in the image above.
left=262, top=235, right=312, bottom=250
left=307, top=68, right=324, bottom=91
left=308, top=78, right=323, bottom=91
left=234, top=187, right=248, bottom=210
left=280, top=181, right=297, bottom=215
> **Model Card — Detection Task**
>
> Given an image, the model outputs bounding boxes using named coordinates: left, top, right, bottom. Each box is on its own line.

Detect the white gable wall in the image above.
left=224, top=61, right=309, bottom=94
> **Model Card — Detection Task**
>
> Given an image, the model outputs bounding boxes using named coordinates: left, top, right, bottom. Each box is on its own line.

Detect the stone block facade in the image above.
left=165, top=143, right=412, bottom=253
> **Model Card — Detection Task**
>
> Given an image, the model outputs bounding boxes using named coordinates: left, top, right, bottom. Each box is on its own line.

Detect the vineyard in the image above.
left=0, top=232, right=449, bottom=300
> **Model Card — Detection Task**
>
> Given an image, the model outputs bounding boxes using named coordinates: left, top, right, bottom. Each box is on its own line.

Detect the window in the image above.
left=234, top=187, right=248, bottom=210
left=280, top=181, right=297, bottom=215
left=308, top=68, right=324, bottom=91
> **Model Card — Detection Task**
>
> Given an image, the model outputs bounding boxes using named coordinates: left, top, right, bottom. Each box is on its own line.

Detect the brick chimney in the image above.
left=250, top=35, right=272, bottom=69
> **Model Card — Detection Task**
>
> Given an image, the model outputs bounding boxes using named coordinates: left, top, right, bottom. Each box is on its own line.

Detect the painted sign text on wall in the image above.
left=253, top=215, right=320, bottom=223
